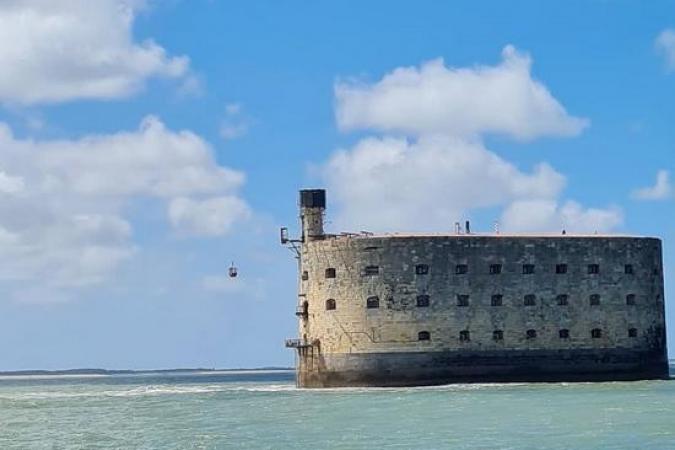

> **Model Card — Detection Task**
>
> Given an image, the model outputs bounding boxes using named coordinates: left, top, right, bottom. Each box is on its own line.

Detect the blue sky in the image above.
left=0, top=0, right=673, bottom=370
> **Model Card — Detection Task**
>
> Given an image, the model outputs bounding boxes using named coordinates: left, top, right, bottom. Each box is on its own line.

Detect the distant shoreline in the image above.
left=0, top=367, right=294, bottom=377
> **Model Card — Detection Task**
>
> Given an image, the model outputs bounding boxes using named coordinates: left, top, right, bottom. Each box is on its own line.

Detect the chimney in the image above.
left=299, top=189, right=326, bottom=242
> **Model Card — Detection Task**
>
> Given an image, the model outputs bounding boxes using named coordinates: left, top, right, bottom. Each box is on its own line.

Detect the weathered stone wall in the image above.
left=294, top=235, right=667, bottom=386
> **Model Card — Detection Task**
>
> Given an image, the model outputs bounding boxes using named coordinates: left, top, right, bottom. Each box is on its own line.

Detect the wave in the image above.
left=0, top=383, right=301, bottom=400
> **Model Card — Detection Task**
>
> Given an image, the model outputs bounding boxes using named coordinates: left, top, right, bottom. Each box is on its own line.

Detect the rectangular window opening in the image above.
left=455, top=264, right=468, bottom=275
left=524, top=294, right=536, bottom=306
left=416, top=295, right=430, bottom=307
left=364, top=265, right=379, bottom=276
left=415, top=264, right=429, bottom=275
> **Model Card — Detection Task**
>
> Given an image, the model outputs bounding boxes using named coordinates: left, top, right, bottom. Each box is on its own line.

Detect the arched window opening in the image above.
left=325, top=298, right=336, bottom=311
left=559, top=329, right=570, bottom=339
left=524, top=294, right=536, bottom=306
left=366, top=296, right=380, bottom=309
left=418, top=331, right=430, bottom=341
left=526, top=329, right=537, bottom=339
left=457, top=294, right=469, bottom=307
left=491, top=294, right=503, bottom=306
left=301, top=271, right=309, bottom=281
left=459, top=330, right=470, bottom=342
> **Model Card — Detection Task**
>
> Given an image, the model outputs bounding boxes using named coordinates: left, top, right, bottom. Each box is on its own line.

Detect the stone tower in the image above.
left=299, top=189, right=325, bottom=242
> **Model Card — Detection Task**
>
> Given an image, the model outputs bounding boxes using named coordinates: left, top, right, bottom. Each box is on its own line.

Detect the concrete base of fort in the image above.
left=296, top=349, right=669, bottom=388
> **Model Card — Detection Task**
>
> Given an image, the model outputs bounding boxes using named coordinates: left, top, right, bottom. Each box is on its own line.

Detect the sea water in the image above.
left=0, top=366, right=674, bottom=450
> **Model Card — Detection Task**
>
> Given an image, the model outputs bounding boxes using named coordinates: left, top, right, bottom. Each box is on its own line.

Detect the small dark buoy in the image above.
left=228, top=262, right=238, bottom=278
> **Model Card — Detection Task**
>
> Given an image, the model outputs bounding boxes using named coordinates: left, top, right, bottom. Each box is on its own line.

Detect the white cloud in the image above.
left=169, top=196, right=251, bottom=236
left=656, top=29, right=675, bottom=71
left=0, top=0, right=189, bottom=105
left=0, top=117, right=249, bottom=296
left=33, top=116, right=244, bottom=198
left=0, top=171, right=24, bottom=194
left=322, top=46, right=619, bottom=234
left=323, top=135, right=565, bottom=231
left=632, top=170, right=672, bottom=201
left=500, top=200, right=623, bottom=233
left=335, top=45, right=589, bottom=140
left=219, top=103, right=250, bottom=140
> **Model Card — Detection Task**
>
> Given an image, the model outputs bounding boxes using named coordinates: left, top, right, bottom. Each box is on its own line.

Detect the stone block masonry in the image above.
left=287, top=190, right=668, bottom=387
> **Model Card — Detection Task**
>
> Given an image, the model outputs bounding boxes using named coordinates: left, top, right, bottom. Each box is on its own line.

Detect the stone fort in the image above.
left=284, top=189, right=668, bottom=387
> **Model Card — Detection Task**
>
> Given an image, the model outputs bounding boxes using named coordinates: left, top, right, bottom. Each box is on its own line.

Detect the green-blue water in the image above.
left=1, top=367, right=674, bottom=449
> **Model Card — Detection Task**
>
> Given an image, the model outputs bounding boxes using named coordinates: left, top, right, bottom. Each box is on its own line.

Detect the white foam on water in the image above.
left=0, top=383, right=300, bottom=400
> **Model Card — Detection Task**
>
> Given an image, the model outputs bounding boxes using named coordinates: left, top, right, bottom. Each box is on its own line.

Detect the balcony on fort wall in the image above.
left=285, top=338, right=313, bottom=349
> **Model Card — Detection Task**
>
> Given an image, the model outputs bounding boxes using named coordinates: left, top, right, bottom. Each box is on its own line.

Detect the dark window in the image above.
left=522, top=264, right=535, bottom=274
left=628, top=328, right=638, bottom=338
left=559, top=329, right=570, bottom=339
left=418, top=331, right=430, bottom=341
left=457, top=294, right=469, bottom=307
left=301, top=271, right=309, bottom=281
left=625, top=264, right=633, bottom=275
left=493, top=330, right=504, bottom=341
left=491, top=294, right=503, bottom=306
left=626, top=294, right=636, bottom=306
left=364, top=265, right=379, bottom=276
left=526, top=329, right=537, bottom=339
left=556, top=263, right=568, bottom=274
left=524, top=294, right=536, bottom=306
left=325, top=299, right=336, bottom=310
left=416, top=295, right=430, bottom=307
left=589, top=294, right=600, bottom=306
left=489, top=264, right=502, bottom=274
left=325, top=268, right=336, bottom=279
left=415, top=264, right=429, bottom=275
left=459, top=330, right=471, bottom=342
left=588, top=264, right=600, bottom=275
left=455, top=264, right=468, bottom=275
left=591, top=328, right=602, bottom=339
left=366, top=296, right=379, bottom=309
left=557, top=294, right=569, bottom=306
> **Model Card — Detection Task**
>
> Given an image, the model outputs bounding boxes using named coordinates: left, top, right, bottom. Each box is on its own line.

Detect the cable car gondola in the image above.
left=228, top=262, right=238, bottom=278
